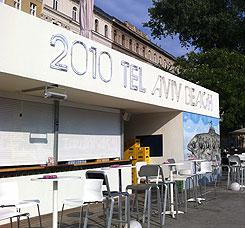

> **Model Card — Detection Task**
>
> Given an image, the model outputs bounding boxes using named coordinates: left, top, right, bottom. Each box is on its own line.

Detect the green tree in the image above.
left=176, top=49, right=245, bottom=132
left=145, top=0, right=245, bottom=133
left=145, top=0, right=245, bottom=53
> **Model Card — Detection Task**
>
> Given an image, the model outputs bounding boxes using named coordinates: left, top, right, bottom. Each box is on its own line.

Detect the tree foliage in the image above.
left=176, top=49, right=245, bottom=132
left=145, top=0, right=245, bottom=132
left=145, top=0, right=245, bottom=53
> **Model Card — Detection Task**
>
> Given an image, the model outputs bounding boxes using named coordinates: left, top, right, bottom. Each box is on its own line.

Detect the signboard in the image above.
left=0, top=4, right=219, bottom=118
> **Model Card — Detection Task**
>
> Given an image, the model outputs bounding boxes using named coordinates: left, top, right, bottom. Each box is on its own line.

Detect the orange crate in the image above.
left=137, top=147, right=150, bottom=156
left=133, top=139, right=140, bottom=148
left=137, top=147, right=150, bottom=161
left=124, top=147, right=137, bottom=160
left=125, top=139, right=141, bottom=151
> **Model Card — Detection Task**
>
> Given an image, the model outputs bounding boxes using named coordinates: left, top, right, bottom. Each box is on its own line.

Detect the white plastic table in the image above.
left=101, top=164, right=134, bottom=192
left=189, top=159, right=206, bottom=173
left=162, top=162, right=184, bottom=218
left=31, top=176, right=80, bottom=228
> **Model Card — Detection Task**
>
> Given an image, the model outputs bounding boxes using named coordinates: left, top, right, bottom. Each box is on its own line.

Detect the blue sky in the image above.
left=94, top=0, right=195, bottom=57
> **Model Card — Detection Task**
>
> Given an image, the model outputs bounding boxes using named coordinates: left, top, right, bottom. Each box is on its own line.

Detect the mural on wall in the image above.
left=183, top=112, right=220, bottom=161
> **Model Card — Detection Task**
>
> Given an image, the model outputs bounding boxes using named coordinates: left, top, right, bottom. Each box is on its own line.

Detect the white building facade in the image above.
left=0, top=4, right=219, bottom=219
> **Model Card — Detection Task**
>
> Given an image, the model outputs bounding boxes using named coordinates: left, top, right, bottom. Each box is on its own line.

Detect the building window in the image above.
left=30, top=2, right=36, bottom=16
left=159, top=56, right=162, bottom=65
left=122, top=35, right=125, bottom=46
left=168, top=61, right=172, bottom=68
left=154, top=53, right=157, bottom=62
left=14, top=0, right=21, bottom=9
left=142, top=47, right=145, bottom=57
left=148, top=50, right=151, bottom=60
left=114, top=30, right=117, bottom=42
left=136, top=43, right=139, bottom=54
left=95, top=19, right=99, bottom=32
left=72, top=7, right=77, bottom=21
left=129, top=39, right=132, bottom=50
left=104, top=25, right=108, bottom=37
left=53, top=0, right=58, bottom=10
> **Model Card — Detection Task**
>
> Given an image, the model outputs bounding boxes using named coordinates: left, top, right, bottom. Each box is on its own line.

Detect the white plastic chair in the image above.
left=197, top=161, right=213, bottom=174
left=227, top=155, right=245, bottom=186
left=0, top=182, right=42, bottom=227
left=166, top=159, right=196, bottom=212
left=136, top=161, right=147, bottom=184
left=0, top=207, right=31, bottom=228
left=85, top=170, right=130, bottom=228
left=196, top=161, right=217, bottom=198
left=59, top=179, right=104, bottom=228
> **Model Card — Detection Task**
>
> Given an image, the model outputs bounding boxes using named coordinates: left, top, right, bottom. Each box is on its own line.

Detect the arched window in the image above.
left=136, top=43, right=139, bottom=54
left=122, top=35, right=125, bottom=46
left=72, top=7, right=77, bottom=21
left=95, top=19, right=99, bottom=32
left=148, top=50, right=151, bottom=60
left=129, top=39, right=132, bottom=50
left=142, top=47, right=145, bottom=57
left=114, top=30, right=117, bottom=42
left=53, top=0, right=58, bottom=10
left=159, top=56, right=162, bottom=65
left=154, top=53, right=157, bottom=62
left=104, top=25, right=108, bottom=37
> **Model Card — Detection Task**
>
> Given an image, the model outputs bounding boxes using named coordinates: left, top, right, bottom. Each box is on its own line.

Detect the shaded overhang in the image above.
left=0, top=71, right=176, bottom=113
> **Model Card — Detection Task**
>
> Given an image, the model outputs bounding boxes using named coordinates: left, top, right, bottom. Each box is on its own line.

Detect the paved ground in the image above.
left=165, top=190, right=245, bottom=228
left=1, top=176, right=245, bottom=228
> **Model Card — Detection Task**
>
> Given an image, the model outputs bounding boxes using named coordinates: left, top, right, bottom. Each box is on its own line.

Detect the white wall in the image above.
left=92, top=13, right=112, bottom=48
left=163, top=112, right=184, bottom=161
left=42, top=0, right=79, bottom=18
left=125, top=112, right=183, bottom=175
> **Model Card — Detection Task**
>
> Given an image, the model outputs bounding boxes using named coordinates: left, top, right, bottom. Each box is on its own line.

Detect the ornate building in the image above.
left=4, top=0, right=176, bottom=73
left=40, top=0, right=177, bottom=73
left=110, top=19, right=176, bottom=73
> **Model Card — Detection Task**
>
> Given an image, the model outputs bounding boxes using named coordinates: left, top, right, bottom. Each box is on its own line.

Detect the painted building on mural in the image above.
left=183, top=112, right=220, bottom=161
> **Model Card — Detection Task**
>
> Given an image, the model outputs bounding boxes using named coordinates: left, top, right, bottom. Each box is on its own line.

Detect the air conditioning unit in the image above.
left=44, top=91, right=67, bottom=100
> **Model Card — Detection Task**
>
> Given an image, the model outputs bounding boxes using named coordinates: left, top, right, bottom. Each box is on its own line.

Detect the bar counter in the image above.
left=0, top=159, right=131, bottom=178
